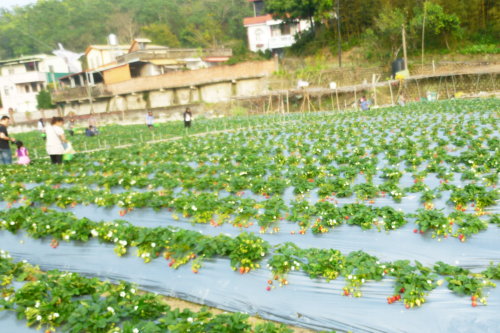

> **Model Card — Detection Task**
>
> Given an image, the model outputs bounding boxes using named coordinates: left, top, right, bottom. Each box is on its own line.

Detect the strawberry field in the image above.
left=1, top=98, right=499, bottom=332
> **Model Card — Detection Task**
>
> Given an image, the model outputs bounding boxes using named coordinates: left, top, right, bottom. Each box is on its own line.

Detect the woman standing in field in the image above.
left=45, top=117, right=67, bottom=164
left=183, top=108, right=192, bottom=128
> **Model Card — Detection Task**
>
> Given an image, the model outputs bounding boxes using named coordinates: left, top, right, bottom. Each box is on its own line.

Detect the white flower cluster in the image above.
left=0, top=249, right=12, bottom=259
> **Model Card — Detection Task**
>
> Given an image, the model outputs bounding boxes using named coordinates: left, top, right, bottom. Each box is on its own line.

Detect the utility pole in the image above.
left=402, top=24, right=408, bottom=72
left=336, top=0, right=342, bottom=67
left=421, top=1, right=427, bottom=71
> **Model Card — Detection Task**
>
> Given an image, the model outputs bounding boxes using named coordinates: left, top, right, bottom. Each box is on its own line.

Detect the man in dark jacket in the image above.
left=0, top=116, right=16, bottom=164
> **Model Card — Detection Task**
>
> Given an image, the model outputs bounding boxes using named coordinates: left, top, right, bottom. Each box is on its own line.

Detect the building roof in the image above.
left=0, top=54, right=50, bottom=66
left=243, top=14, right=273, bottom=26
left=85, top=45, right=131, bottom=55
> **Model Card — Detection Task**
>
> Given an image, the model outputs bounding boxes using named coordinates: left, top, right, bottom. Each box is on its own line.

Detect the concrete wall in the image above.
left=149, top=90, right=175, bottom=109
left=106, top=60, right=276, bottom=95
left=200, top=82, right=233, bottom=103
left=236, top=78, right=264, bottom=97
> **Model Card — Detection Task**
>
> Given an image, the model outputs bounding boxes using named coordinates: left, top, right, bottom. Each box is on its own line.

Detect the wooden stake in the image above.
left=389, top=81, right=395, bottom=106
left=335, top=87, right=340, bottom=111
left=475, top=74, right=481, bottom=93
left=445, top=77, right=450, bottom=99
left=436, top=76, right=442, bottom=100
left=286, top=91, right=290, bottom=114
left=354, top=88, right=358, bottom=110
left=451, top=75, right=457, bottom=96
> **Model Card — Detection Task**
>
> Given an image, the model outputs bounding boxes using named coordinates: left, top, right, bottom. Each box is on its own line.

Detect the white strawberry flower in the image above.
left=120, top=291, right=126, bottom=297
left=90, top=229, right=99, bottom=237
left=36, top=315, right=42, bottom=321
left=133, top=329, right=139, bottom=333
left=107, top=306, right=115, bottom=314
left=187, top=317, right=194, bottom=323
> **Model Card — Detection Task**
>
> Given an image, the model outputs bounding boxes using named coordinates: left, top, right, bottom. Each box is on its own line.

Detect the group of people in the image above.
left=2, top=108, right=195, bottom=166
left=146, top=108, right=193, bottom=129
left=1, top=115, right=69, bottom=165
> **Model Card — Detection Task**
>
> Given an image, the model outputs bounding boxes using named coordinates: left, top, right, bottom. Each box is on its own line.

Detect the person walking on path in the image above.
left=46, top=117, right=67, bottom=165
left=183, top=108, right=193, bottom=128
left=0, top=116, right=16, bottom=165
left=146, top=111, right=155, bottom=129
left=15, top=141, right=30, bottom=165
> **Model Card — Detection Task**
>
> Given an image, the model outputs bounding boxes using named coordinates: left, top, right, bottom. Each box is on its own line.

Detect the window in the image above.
left=4, top=87, right=9, bottom=96
left=255, top=28, right=263, bottom=42
left=281, top=24, right=292, bottom=36
left=31, top=82, right=39, bottom=92
left=25, top=85, right=30, bottom=93
left=25, top=62, right=38, bottom=72
left=271, top=25, right=281, bottom=37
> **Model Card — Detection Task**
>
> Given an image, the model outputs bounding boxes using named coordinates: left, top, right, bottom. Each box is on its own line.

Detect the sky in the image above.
left=1, top=0, right=36, bottom=9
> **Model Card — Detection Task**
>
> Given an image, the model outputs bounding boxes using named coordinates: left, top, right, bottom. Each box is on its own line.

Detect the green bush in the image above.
left=459, top=44, right=500, bottom=55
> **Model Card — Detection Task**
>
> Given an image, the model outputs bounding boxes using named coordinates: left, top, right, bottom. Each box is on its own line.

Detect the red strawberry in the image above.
left=239, top=267, right=245, bottom=274
left=413, top=229, right=418, bottom=233
left=266, top=286, right=271, bottom=291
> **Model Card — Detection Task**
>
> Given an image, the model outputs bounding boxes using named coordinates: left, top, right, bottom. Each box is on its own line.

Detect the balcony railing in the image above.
left=268, top=35, right=296, bottom=49
left=52, top=84, right=112, bottom=103
left=116, top=48, right=233, bottom=63
left=8, top=71, right=47, bottom=84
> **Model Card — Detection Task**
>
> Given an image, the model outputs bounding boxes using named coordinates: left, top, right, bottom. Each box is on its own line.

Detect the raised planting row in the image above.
left=1, top=207, right=499, bottom=309
left=0, top=250, right=294, bottom=333
left=0, top=182, right=497, bottom=240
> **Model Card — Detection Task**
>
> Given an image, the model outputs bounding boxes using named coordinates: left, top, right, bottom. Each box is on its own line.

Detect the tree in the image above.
left=37, top=90, right=55, bottom=110
left=411, top=2, right=462, bottom=49
left=141, top=23, right=180, bottom=47
left=265, top=0, right=333, bottom=28
left=108, top=11, right=139, bottom=44
left=374, top=8, right=407, bottom=59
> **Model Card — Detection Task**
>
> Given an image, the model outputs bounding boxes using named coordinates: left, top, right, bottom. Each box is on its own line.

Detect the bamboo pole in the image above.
left=286, top=90, right=290, bottom=114
left=416, top=79, right=422, bottom=100
left=335, top=87, right=340, bottom=111
left=354, top=88, right=358, bottom=110
left=389, top=82, right=395, bottom=106
left=451, top=75, right=457, bottom=97
left=444, top=77, right=450, bottom=99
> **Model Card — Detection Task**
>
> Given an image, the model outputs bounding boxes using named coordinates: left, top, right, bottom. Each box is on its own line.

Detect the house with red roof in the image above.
left=244, top=0, right=311, bottom=53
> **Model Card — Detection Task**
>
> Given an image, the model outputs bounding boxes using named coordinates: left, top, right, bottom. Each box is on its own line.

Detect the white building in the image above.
left=244, top=0, right=311, bottom=53
left=0, top=54, right=79, bottom=112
